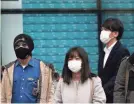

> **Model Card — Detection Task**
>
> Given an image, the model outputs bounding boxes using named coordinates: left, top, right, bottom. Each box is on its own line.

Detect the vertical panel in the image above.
left=1, top=0, right=23, bottom=65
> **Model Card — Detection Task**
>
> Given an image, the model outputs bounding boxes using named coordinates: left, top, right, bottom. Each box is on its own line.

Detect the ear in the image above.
left=112, top=31, right=119, bottom=38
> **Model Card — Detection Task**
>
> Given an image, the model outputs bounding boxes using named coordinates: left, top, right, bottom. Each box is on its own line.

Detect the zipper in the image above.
left=75, top=81, right=79, bottom=102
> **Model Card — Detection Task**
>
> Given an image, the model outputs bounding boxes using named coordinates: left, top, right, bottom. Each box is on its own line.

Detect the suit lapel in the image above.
left=99, top=51, right=105, bottom=71
left=104, top=41, right=121, bottom=69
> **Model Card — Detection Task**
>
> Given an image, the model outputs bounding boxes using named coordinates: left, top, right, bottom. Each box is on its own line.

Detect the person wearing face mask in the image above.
left=1, top=34, right=54, bottom=103
left=54, top=46, right=106, bottom=103
left=98, top=18, right=130, bottom=103
left=114, top=53, right=134, bottom=103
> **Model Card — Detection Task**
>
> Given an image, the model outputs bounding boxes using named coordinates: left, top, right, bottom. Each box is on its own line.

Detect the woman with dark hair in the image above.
left=54, top=46, right=106, bottom=103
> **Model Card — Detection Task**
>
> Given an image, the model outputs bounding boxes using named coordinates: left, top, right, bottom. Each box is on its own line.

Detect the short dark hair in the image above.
left=62, top=46, right=93, bottom=85
left=102, top=18, right=124, bottom=40
left=54, top=72, right=60, bottom=79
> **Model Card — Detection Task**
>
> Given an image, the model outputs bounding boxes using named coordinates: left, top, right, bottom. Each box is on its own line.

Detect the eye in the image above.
left=15, top=45, right=19, bottom=49
left=68, top=57, right=74, bottom=61
left=22, top=43, right=27, bottom=47
left=21, top=43, right=29, bottom=48
left=75, top=57, right=81, bottom=60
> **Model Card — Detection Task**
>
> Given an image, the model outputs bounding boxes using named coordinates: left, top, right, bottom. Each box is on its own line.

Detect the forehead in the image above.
left=101, top=27, right=111, bottom=31
left=101, top=27, right=108, bottom=30
left=15, top=38, right=25, bottom=44
left=68, top=51, right=80, bottom=58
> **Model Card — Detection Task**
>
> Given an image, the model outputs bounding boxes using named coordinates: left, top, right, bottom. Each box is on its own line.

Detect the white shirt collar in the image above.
left=104, top=41, right=117, bottom=53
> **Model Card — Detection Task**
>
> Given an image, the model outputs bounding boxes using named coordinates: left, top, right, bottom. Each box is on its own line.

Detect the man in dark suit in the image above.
left=98, top=18, right=130, bottom=103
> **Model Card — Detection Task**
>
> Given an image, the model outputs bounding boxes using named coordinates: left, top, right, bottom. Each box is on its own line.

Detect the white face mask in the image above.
left=100, top=30, right=112, bottom=44
left=68, top=60, right=82, bottom=73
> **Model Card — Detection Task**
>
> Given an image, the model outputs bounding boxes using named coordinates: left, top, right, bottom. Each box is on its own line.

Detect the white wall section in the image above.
left=1, top=0, right=23, bottom=65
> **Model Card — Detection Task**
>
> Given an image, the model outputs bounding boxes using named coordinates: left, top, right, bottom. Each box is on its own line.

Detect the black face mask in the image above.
left=15, top=47, right=31, bottom=59
left=128, top=53, right=134, bottom=65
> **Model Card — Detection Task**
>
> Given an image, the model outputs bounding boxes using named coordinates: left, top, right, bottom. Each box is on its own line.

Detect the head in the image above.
left=100, top=18, right=124, bottom=44
left=49, top=63, right=55, bottom=72
left=53, top=72, right=60, bottom=81
left=13, top=34, right=34, bottom=60
left=48, top=63, right=56, bottom=79
left=62, top=46, right=91, bottom=85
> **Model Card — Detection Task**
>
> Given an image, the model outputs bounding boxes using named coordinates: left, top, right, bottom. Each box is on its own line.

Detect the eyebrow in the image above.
left=15, top=38, right=25, bottom=44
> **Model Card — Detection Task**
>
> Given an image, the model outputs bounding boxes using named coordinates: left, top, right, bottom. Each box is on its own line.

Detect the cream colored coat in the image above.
left=54, top=77, right=106, bottom=103
left=1, top=61, right=54, bottom=103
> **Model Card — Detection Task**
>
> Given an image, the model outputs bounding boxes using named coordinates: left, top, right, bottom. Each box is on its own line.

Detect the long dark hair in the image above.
left=62, top=46, right=95, bottom=85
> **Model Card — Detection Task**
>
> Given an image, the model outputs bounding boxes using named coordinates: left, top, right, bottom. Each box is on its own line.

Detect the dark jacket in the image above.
left=114, top=57, right=134, bottom=103
left=98, top=41, right=130, bottom=103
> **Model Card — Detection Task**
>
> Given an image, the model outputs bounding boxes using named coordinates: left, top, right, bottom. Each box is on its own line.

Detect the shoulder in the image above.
left=32, top=58, right=40, bottom=63
left=89, top=73, right=102, bottom=85
left=90, top=73, right=97, bottom=78
left=58, top=78, right=63, bottom=83
left=3, top=60, right=16, bottom=70
left=118, top=56, right=132, bottom=72
left=121, top=56, right=129, bottom=62
left=115, top=44, right=130, bottom=59
left=5, top=60, right=16, bottom=72
left=120, top=46, right=129, bottom=54
left=40, top=61, right=52, bottom=74
left=90, top=76, right=102, bottom=90
left=121, top=56, right=132, bottom=68
left=56, top=78, right=64, bottom=88
left=120, top=56, right=131, bottom=66
left=3, top=62, right=15, bottom=77
left=118, top=43, right=129, bottom=54
left=92, top=76, right=101, bottom=83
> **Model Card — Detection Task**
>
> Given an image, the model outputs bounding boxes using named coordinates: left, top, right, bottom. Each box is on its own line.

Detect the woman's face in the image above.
left=68, top=52, right=82, bottom=73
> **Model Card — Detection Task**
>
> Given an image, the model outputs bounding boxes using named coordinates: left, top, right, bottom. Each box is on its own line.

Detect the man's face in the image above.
left=100, top=27, right=118, bottom=44
left=14, top=38, right=30, bottom=59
